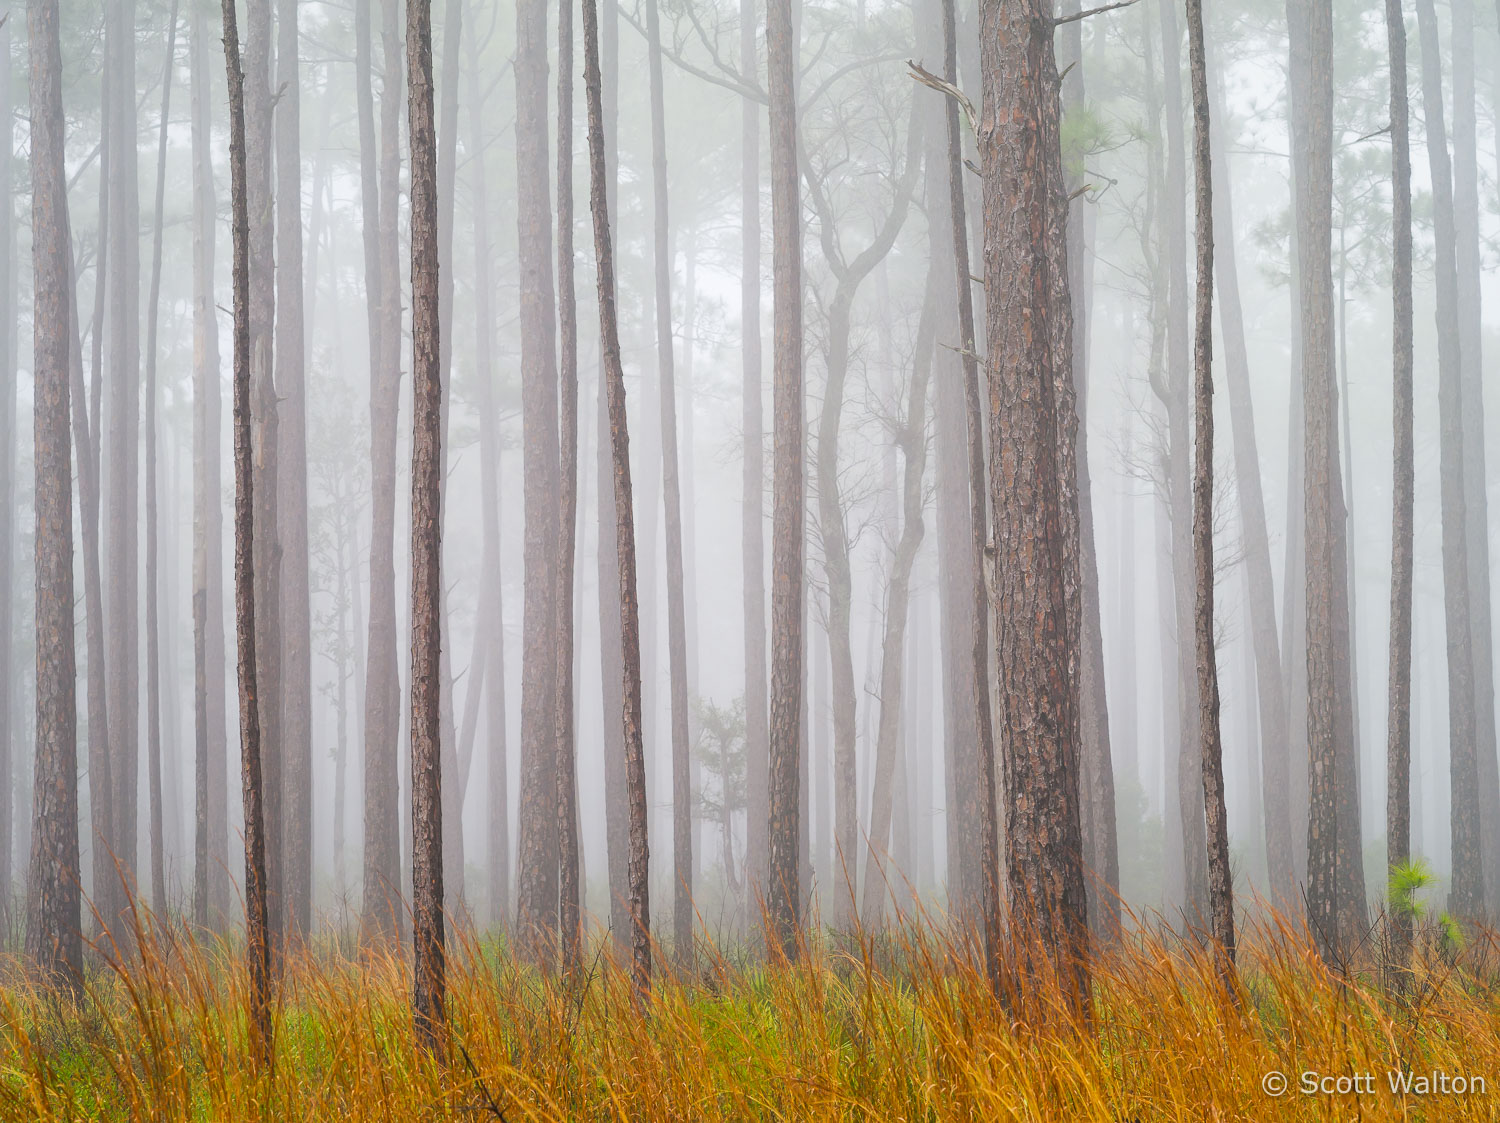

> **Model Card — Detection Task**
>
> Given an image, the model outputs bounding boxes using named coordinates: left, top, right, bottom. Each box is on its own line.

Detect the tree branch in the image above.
left=1054, top=0, right=1139, bottom=26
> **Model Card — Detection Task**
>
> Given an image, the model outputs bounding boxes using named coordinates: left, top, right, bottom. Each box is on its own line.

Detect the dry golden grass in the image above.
left=2, top=905, right=1499, bottom=1120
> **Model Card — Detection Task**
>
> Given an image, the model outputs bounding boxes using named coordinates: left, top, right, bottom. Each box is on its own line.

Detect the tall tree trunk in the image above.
left=222, top=0, right=273, bottom=1059
left=1205, top=35, right=1294, bottom=900
left=979, top=0, right=1089, bottom=1013
left=1449, top=0, right=1499, bottom=914
left=642, top=0, right=694, bottom=956
left=462, top=0, right=510, bottom=930
left=860, top=278, right=935, bottom=929
left=766, top=0, right=804, bottom=960
left=243, top=0, right=282, bottom=955
left=25, top=0, right=83, bottom=991
left=1186, top=0, right=1233, bottom=967
left=105, top=0, right=142, bottom=929
left=740, top=0, right=769, bottom=923
left=583, top=0, right=650, bottom=990
left=1385, top=0, right=1415, bottom=950
left=0, top=14, right=13, bottom=919
left=1152, top=0, right=1207, bottom=924
left=190, top=0, right=229, bottom=930
left=1415, top=0, right=1482, bottom=917
left=1296, top=0, right=1370, bottom=958
left=407, top=0, right=446, bottom=1051
left=514, top=0, right=563, bottom=951
left=277, top=0, right=314, bottom=941
left=359, top=0, right=404, bottom=943
left=1058, top=0, right=1119, bottom=938
left=556, top=0, right=583, bottom=968
left=938, top=0, right=1000, bottom=972
left=144, top=0, right=181, bottom=918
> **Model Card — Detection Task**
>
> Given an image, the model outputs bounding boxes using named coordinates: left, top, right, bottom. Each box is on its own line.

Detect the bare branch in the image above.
left=906, top=60, right=976, bottom=136
left=1053, top=0, right=1140, bottom=26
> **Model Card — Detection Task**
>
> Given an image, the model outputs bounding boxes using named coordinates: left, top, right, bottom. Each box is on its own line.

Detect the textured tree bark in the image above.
left=1295, top=0, right=1370, bottom=959
left=514, top=0, right=563, bottom=952
left=860, top=280, right=935, bottom=929
left=1385, top=0, right=1415, bottom=952
left=0, top=15, right=12, bottom=919
left=105, top=0, right=141, bottom=930
left=556, top=0, right=583, bottom=970
left=358, top=0, right=404, bottom=944
left=979, top=0, right=1089, bottom=1015
left=1152, top=0, right=1207, bottom=924
left=1058, top=0, right=1119, bottom=939
left=190, top=0, right=228, bottom=931
left=1186, top=0, right=1234, bottom=969
left=26, top=0, right=83, bottom=992
left=407, top=0, right=446, bottom=1052
left=277, top=0, right=314, bottom=941
left=1205, top=36, right=1293, bottom=900
left=223, top=0, right=273, bottom=1059
left=641, top=0, right=695, bottom=957
left=740, top=0, right=769, bottom=922
left=1448, top=0, right=1499, bottom=914
left=766, top=0, right=804, bottom=961
left=1414, top=0, right=1482, bottom=918
left=143, top=0, right=180, bottom=919
left=583, top=0, right=651, bottom=990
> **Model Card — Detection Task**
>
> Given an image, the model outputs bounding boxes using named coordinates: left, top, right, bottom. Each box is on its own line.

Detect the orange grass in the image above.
left=2, top=907, right=1499, bottom=1120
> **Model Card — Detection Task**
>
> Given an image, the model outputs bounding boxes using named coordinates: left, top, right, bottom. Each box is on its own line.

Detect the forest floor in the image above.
left=1, top=906, right=1498, bottom=1120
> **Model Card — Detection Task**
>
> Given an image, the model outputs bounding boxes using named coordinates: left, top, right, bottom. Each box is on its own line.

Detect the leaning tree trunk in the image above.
left=105, top=0, right=141, bottom=932
left=514, top=0, right=563, bottom=952
left=222, top=0, right=273, bottom=1061
left=407, top=0, right=446, bottom=1053
left=1385, top=0, right=1415, bottom=951
left=143, top=1, right=180, bottom=918
left=583, top=0, right=650, bottom=991
left=556, top=0, right=583, bottom=969
left=357, top=0, right=404, bottom=944
left=277, top=0, right=314, bottom=942
left=643, top=0, right=695, bottom=960
left=860, top=279, right=935, bottom=929
left=979, top=0, right=1090, bottom=1017
left=190, top=0, right=229, bottom=931
left=1186, top=0, right=1234, bottom=969
left=766, top=0, right=805, bottom=961
left=1415, top=0, right=1482, bottom=918
left=1448, top=0, right=1499, bottom=914
left=740, top=0, right=769, bottom=921
left=25, top=0, right=83, bottom=992
left=1205, top=33, right=1294, bottom=900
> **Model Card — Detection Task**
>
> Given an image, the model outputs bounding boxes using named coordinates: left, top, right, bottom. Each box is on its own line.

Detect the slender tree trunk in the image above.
left=190, top=0, right=228, bottom=930
left=1153, top=0, right=1207, bottom=924
left=222, top=0, right=273, bottom=1059
left=1449, top=0, right=1499, bottom=914
left=407, top=0, right=446, bottom=1051
left=0, top=15, right=13, bottom=920
left=860, top=279, right=935, bottom=929
left=105, top=0, right=142, bottom=928
left=1186, top=0, right=1233, bottom=968
left=739, top=0, right=769, bottom=922
left=766, top=0, right=804, bottom=960
left=277, top=0, right=314, bottom=941
left=1385, top=0, right=1415, bottom=950
left=556, top=0, right=583, bottom=968
left=144, top=0, right=181, bottom=918
left=1415, top=0, right=1482, bottom=917
left=1204, top=36, right=1294, bottom=900
left=359, top=0, right=404, bottom=943
left=979, top=0, right=1089, bottom=1014
left=514, top=0, right=563, bottom=951
left=583, top=0, right=650, bottom=990
left=25, top=0, right=83, bottom=990
left=461, top=0, right=510, bottom=930
left=640, top=0, right=694, bottom=956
